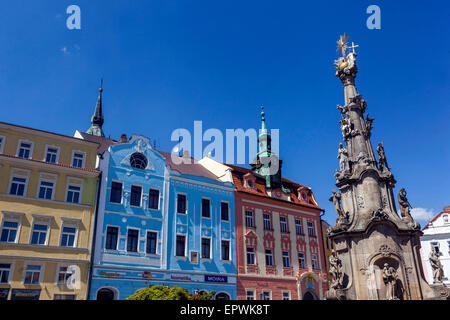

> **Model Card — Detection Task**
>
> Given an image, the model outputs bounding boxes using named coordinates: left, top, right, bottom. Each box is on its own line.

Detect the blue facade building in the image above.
left=85, top=134, right=236, bottom=300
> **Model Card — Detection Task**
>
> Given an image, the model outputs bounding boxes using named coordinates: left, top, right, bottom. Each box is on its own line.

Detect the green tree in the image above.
left=126, top=285, right=216, bottom=300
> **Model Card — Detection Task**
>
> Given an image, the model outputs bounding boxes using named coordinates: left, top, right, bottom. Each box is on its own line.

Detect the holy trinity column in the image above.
left=325, top=34, right=449, bottom=300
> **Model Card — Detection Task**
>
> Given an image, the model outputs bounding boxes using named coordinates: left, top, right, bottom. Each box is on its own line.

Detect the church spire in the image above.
left=86, top=80, right=105, bottom=137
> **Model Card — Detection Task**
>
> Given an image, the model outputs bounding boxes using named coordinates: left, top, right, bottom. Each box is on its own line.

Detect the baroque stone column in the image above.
left=325, top=35, right=449, bottom=300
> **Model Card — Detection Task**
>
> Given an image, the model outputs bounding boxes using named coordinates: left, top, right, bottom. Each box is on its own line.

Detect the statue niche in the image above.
left=373, top=258, right=405, bottom=300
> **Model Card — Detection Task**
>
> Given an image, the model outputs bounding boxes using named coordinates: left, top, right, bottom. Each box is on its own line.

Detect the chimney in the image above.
left=119, top=134, right=127, bottom=143
left=444, top=206, right=450, bottom=212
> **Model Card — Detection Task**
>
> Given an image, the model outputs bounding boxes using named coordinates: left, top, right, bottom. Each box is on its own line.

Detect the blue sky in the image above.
left=0, top=1, right=448, bottom=225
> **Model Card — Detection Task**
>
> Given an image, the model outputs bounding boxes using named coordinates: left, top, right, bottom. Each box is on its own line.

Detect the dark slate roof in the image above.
left=156, top=151, right=220, bottom=182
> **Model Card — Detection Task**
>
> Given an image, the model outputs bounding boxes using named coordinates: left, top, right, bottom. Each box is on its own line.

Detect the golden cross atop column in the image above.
left=349, top=42, right=359, bottom=54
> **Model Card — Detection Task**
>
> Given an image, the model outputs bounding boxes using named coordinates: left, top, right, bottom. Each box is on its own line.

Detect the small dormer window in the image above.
left=444, top=214, right=449, bottom=224
left=248, top=180, right=254, bottom=188
left=130, top=152, right=147, bottom=170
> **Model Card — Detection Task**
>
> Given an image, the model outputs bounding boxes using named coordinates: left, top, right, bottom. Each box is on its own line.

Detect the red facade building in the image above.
left=229, top=165, right=328, bottom=300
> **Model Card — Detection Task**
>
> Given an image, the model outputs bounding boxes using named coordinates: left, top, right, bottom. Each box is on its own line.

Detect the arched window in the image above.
left=130, top=152, right=148, bottom=170
left=215, top=292, right=230, bottom=300
left=96, top=288, right=115, bottom=300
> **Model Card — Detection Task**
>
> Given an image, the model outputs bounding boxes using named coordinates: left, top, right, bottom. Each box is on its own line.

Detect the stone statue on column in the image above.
left=382, top=263, right=399, bottom=300
left=328, top=190, right=349, bottom=233
left=397, top=188, right=420, bottom=229
left=337, top=143, right=350, bottom=174
left=377, top=142, right=389, bottom=171
left=329, top=250, right=344, bottom=290
left=429, top=248, right=443, bottom=284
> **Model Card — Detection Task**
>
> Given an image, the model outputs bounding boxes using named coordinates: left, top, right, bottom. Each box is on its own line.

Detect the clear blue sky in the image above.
left=0, top=1, right=448, bottom=225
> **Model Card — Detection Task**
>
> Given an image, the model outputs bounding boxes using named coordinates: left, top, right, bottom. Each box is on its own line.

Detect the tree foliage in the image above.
left=126, top=285, right=216, bottom=300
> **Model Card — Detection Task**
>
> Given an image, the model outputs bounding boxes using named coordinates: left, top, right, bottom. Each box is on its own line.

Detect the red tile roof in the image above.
left=226, top=163, right=322, bottom=211
left=76, top=132, right=118, bottom=154
left=422, top=207, right=450, bottom=230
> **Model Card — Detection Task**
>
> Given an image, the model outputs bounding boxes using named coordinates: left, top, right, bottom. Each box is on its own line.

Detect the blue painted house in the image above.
left=82, top=132, right=237, bottom=300
left=160, top=151, right=237, bottom=300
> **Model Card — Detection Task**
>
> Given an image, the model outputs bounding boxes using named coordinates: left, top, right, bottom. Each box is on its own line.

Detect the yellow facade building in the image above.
left=0, top=122, right=100, bottom=300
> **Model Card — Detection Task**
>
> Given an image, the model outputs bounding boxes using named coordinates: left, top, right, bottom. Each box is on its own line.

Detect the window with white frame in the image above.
left=110, top=181, right=123, bottom=204
left=247, top=247, right=255, bottom=265
left=24, top=264, right=42, bottom=285
left=177, top=194, right=187, bottom=214
left=261, top=291, right=271, bottom=300
left=56, top=265, right=74, bottom=286
left=298, top=252, right=306, bottom=269
left=431, top=242, right=440, bottom=255
left=127, top=229, right=139, bottom=253
left=17, top=140, right=33, bottom=159
left=9, top=171, right=28, bottom=197
left=295, top=219, right=303, bottom=235
left=146, top=231, right=157, bottom=254
left=0, top=220, right=19, bottom=243
left=45, top=146, right=59, bottom=164
left=307, top=221, right=315, bottom=237
left=201, top=198, right=211, bottom=218
left=280, top=216, right=288, bottom=233
left=130, top=185, right=142, bottom=207
left=246, top=289, right=255, bottom=300
left=282, top=251, right=291, bottom=268
left=221, top=240, right=230, bottom=261
left=221, top=202, right=229, bottom=221
left=263, top=214, right=272, bottom=230
left=54, top=294, right=77, bottom=300
left=176, top=235, right=186, bottom=257
left=71, top=151, right=85, bottom=168
left=245, top=211, right=254, bottom=228
left=201, top=237, right=211, bottom=259
left=105, top=226, right=119, bottom=250
left=38, top=181, right=54, bottom=200
left=312, top=254, right=319, bottom=270
left=148, top=189, right=159, bottom=210
left=30, top=222, right=49, bottom=245
left=282, top=291, right=291, bottom=300
left=66, top=178, right=83, bottom=204
left=443, top=214, right=449, bottom=224
left=0, top=136, right=5, bottom=154
left=60, top=224, right=78, bottom=247
left=0, top=263, right=12, bottom=284
left=265, top=249, right=274, bottom=266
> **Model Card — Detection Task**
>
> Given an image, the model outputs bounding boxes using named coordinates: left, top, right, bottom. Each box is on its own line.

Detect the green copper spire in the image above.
left=86, top=80, right=105, bottom=137
left=258, top=105, right=271, bottom=157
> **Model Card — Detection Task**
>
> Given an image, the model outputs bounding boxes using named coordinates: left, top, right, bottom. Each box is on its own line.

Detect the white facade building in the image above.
left=420, top=206, right=450, bottom=286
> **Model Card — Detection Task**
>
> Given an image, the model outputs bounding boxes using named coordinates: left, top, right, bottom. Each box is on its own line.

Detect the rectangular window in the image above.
left=247, top=247, right=255, bottom=265
left=45, top=147, right=59, bottom=163
left=38, top=181, right=54, bottom=200
left=130, top=185, right=142, bottom=207
left=110, top=181, right=122, bottom=204
left=261, top=291, right=271, bottom=300
left=263, top=214, right=272, bottom=230
left=280, top=216, right=288, bottom=233
left=57, top=266, right=73, bottom=286
left=146, top=232, right=157, bottom=254
left=127, top=229, right=139, bottom=252
left=298, top=253, right=306, bottom=269
left=24, top=265, right=41, bottom=285
left=176, top=235, right=186, bottom=257
left=18, top=141, right=32, bottom=159
left=246, top=290, right=255, bottom=300
left=0, top=136, right=5, bottom=154
left=202, top=199, right=210, bottom=218
left=312, top=254, right=319, bottom=270
left=0, top=264, right=11, bottom=284
left=66, top=185, right=81, bottom=204
left=282, top=251, right=290, bottom=268
left=282, top=291, right=291, bottom=300
left=177, top=194, right=187, bottom=214
left=0, top=221, right=19, bottom=243
left=72, top=152, right=84, bottom=168
left=148, top=189, right=159, bottom=210
left=221, top=202, right=229, bottom=221
left=30, top=223, right=48, bottom=245
left=245, top=211, right=254, bottom=228
left=295, top=219, right=303, bottom=235
left=105, top=226, right=119, bottom=250
left=201, top=238, right=211, bottom=259
left=221, top=240, right=230, bottom=261
left=265, top=249, right=274, bottom=266
left=60, top=226, right=77, bottom=247
left=307, top=222, right=315, bottom=237
left=9, top=176, right=27, bottom=196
